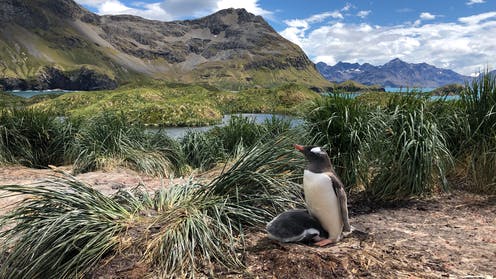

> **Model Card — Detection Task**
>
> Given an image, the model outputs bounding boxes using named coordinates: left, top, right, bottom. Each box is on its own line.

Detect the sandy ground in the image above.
left=0, top=165, right=495, bottom=278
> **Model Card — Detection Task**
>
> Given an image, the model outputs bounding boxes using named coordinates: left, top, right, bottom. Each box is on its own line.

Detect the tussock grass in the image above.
left=115, top=181, right=245, bottom=277
left=69, top=112, right=185, bottom=177
left=181, top=130, right=225, bottom=171
left=305, top=93, right=453, bottom=201
left=361, top=105, right=452, bottom=201
left=304, top=95, right=368, bottom=187
left=458, top=70, right=496, bottom=194
left=464, top=141, right=496, bottom=194
left=461, top=69, right=496, bottom=141
left=0, top=108, right=71, bottom=168
left=205, top=135, right=305, bottom=216
left=181, top=115, right=295, bottom=171
left=209, top=116, right=264, bottom=153
left=0, top=177, right=134, bottom=278
left=0, top=135, right=304, bottom=278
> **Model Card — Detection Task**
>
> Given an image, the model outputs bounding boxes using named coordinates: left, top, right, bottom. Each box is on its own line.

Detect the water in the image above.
left=155, top=113, right=300, bottom=139
left=384, top=87, right=436, bottom=93
left=430, top=95, right=460, bottom=101
left=7, top=90, right=72, bottom=98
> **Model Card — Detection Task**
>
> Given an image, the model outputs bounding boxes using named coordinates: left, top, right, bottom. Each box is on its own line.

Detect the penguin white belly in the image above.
left=303, top=170, right=343, bottom=240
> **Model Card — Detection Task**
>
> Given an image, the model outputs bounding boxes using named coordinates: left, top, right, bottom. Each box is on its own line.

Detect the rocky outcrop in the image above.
left=0, top=67, right=117, bottom=91
left=66, top=67, right=117, bottom=90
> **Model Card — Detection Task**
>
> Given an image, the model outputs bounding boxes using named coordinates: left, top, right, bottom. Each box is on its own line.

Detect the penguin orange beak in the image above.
left=294, top=144, right=305, bottom=152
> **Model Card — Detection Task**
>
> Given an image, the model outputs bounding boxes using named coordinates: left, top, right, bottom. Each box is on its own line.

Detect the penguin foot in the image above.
left=314, top=238, right=335, bottom=247
left=342, top=225, right=355, bottom=237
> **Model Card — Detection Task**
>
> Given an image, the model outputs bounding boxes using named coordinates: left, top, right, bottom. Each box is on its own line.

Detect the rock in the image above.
left=67, top=67, right=118, bottom=91
left=0, top=78, right=28, bottom=91
left=0, top=67, right=117, bottom=91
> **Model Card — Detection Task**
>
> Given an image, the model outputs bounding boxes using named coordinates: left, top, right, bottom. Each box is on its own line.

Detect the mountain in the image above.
left=316, top=58, right=470, bottom=88
left=0, top=0, right=330, bottom=91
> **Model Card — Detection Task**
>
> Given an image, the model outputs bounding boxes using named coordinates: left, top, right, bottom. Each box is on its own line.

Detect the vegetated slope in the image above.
left=0, top=0, right=330, bottom=90
left=30, top=82, right=321, bottom=126
left=317, top=58, right=470, bottom=88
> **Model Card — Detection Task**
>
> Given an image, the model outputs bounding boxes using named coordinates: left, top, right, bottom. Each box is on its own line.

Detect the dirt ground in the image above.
left=0, top=165, right=495, bottom=278
left=241, top=191, right=495, bottom=279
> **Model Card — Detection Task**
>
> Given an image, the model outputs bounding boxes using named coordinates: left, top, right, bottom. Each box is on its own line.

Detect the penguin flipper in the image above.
left=329, top=174, right=351, bottom=233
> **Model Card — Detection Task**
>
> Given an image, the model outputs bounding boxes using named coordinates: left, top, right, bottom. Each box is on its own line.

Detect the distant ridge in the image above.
left=316, top=58, right=470, bottom=88
left=0, top=0, right=330, bottom=90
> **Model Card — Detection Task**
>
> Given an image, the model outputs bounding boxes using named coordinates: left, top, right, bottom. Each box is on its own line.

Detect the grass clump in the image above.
left=68, top=111, right=185, bottom=177
left=181, top=130, right=225, bottom=171
left=304, top=95, right=368, bottom=188
left=181, top=115, right=295, bottom=171
left=457, top=70, right=496, bottom=194
left=0, top=92, right=26, bottom=107
left=0, top=108, right=71, bottom=168
left=304, top=93, right=453, bottom=201
left=0, top=136, right=304, bottom=278
left=0, top=177, right=134, bottom=278
left=361, top=102, right=452, bottom=201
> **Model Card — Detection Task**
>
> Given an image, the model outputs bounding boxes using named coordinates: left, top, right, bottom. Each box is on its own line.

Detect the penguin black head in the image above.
left=294, top=144, right=333, bottom=173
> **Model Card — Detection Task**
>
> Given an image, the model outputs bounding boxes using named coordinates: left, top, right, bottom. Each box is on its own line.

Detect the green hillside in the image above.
left=31, top=82, right=320, bottom=126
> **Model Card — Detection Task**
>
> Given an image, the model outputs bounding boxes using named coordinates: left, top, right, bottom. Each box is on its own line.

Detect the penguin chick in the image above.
left=266, top=209, right=328, bottom=243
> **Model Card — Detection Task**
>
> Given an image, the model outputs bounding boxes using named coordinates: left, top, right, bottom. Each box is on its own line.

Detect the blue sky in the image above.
left=75, top=0, right=495, bottom=75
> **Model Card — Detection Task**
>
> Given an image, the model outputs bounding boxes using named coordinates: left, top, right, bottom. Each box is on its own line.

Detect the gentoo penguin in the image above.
left=294, top=144, right=351, bottom=246
left=266, top=209, right=328, bottom=243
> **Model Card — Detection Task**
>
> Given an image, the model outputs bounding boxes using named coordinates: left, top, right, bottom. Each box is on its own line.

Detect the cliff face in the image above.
left=0, top=0, right=329, bottom=90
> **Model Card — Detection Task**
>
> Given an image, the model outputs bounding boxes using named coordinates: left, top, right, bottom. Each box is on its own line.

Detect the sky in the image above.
left=75, top=0, right=495, bottom=76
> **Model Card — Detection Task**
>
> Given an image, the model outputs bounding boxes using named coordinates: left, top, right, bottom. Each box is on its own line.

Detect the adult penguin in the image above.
left=294, top=144, right=352, bottom=246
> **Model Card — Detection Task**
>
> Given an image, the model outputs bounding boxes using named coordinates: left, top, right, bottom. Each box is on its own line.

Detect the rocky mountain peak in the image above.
left=383, top=58, right=407, bottom=67
left=317, top=59, right=469, bottom=87
left=0, top=0, right=92, bottom=27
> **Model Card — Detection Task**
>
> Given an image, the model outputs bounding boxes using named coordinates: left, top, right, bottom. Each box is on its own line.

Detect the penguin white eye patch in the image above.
left=310, top=147, right=326, bottom=155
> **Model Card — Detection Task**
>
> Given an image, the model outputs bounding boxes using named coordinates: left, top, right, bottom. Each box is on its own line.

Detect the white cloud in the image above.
left=280, top=12, right=496, bottom=75
left=357, top=10, right=371, bottom=19
left=466, top=0, right=485, bottom=5
left=280, top=10, right=346, bottom=47
left=420, top=12, right=436, bottom=20
left=75, top=0, right=172, bottom=20
left=459, top=11, right=496, bottom=25
left=98, top=0, right=130, bottom=13
left=309, top=11, right=343, bottom=21
left=75, top=0, right=271, bottom=21
left=341, top=3, right=353, bottom=12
